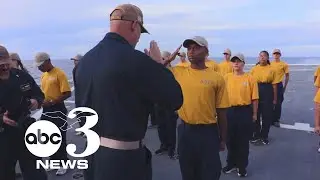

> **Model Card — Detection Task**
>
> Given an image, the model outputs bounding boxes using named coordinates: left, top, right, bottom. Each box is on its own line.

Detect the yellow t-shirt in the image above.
left=270, top=60, right=289, bottom=84
left=205, top=59, right=220, bottom=72
left=314, top=89, right=320, bottom=103
left=175, top=61, right=190, bottom=67
left=41, top=67, right=71, bottom=101
left=219, top=60, right=233, bottom=76
left=170, top=66, right=230, bottom=124
left=250, top=64, right=277, bottom=84
left=224, top=73, right=259, bottom=106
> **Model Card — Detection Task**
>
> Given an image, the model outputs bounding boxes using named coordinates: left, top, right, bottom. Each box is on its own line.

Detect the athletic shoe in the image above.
left=168, top=149, right=177, bottom=160
left=46, top=168, right=54, bottom=172
left=273, top=122, right=280, bottom=127
left=222, top=166, right=236, bottom=174
left=56, top=168, right=67, bottom=176
left=75, top=131, right=84, bottom=136
left=317, top=147, right=320, bottom=153
left=250, top=137, right=260, bottom=143
left=237, top=168, right=248, bottom=177
left=262, top=139, right=269, bottom=145
left=148, top=124, right=157, bottom=129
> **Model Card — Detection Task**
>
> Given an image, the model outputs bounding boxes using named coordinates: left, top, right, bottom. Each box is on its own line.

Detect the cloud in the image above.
left=1, top=0, right=320, bottom=58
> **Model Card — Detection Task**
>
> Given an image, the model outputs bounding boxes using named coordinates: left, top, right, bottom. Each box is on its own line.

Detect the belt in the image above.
left=100, top=137, right=144, bottom=150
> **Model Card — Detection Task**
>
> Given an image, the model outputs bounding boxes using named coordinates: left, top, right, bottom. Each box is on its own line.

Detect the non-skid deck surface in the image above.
left=16, top=101, right=320, bottom=180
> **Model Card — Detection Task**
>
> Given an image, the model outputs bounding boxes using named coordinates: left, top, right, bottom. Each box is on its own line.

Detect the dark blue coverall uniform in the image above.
left=0, top=68, right=47, bottom=180
left=75, top=32, right=183, bottom=180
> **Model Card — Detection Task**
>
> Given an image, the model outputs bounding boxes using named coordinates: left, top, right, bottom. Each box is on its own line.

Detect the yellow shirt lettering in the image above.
left=170, top=66, right=229, bottom=124
left=224, top=73, right=259, bottom=106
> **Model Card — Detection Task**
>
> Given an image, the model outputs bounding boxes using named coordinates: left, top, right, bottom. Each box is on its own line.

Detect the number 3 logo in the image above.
left=66, top=107, right=100, bottom=158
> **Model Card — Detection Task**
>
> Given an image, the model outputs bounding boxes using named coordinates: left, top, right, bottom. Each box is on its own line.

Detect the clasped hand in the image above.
left=1, top=98, right=39, bottom=127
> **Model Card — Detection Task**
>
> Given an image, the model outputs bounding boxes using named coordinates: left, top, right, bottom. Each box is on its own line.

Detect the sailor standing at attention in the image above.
left=35, top=52, right=71, bottom=176
left=222, top=53, right=259, bottom=177
left=75, top=4, right=183, bottom=180
left=218, top=48, right=233, bottom=76
left=250, top=51, right=277, bottom=145
left=270, top=49, right=289, bottom=127
left=159, top=36, right=229, bottom=180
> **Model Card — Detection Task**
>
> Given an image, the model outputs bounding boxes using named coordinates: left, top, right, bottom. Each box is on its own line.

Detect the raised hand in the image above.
left=147, top=40, right=162, bottom=64
left=163, top=45, right=182, bottom=66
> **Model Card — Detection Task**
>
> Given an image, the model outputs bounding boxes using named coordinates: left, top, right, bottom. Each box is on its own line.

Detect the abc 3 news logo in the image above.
left=24, top=107, right=100, bottom=169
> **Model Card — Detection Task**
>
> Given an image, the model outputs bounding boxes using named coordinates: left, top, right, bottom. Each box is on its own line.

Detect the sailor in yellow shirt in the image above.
left=34, top=52, right=71, bottom=176
left=222, top=53, right=258, bottom=177
left=175, top=52, right=190, bottom=67
left=250, top=50, right=277, bottom=145
left=270, top=48, right=289, bottom=127
left=314, top=89, right=320, bottom=135
left=219, top=48, right=233, bottom=76
left=162, top=36, right=229, bottom=180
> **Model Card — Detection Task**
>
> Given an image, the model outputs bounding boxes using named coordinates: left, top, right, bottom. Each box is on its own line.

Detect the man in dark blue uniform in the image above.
left=0, top=45, right=47, bottom=180
left=75, top=4, right=183, bottom=180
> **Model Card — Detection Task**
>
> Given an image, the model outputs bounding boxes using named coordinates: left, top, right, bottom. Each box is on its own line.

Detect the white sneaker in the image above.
left=56, top=168, right=68, bottom=176
left=46, top=168, right=54, bottom=172
left=318, top=147, right=320, bottom=153
left=75, top=131, right=83, bottom=136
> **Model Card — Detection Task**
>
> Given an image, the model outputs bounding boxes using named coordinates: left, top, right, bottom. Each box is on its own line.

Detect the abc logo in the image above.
left=25, top=107, right=101, bottom=159
left=25, top=120, right=62, bottom=157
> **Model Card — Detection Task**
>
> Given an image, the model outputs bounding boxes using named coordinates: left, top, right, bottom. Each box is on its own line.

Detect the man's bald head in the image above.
left=109, top=4, right=149, bottom=47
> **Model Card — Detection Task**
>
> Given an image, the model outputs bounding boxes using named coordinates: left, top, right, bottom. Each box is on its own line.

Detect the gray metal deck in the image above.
left=17, top=65, right=320, bottom=179
left=18, top=100, right=319, bottom=180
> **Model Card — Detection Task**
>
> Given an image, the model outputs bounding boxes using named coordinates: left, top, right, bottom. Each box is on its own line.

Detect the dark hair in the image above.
left=256, top=50, right=270, bottom=65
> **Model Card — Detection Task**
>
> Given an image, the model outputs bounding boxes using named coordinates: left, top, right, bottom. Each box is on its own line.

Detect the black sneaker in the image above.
left=250, top=137, right=260, bottom=143
left=222, top=166, right=236, bottom=174
left=155, top=147, right=168, bottom=155
left=168, top=150, right=177, bottom=160
left=148, top=124, right=157, bottom=129
left=262, top=139, right=269, bottom=145
left=237, top=168, right=247, bottom=177
left=273, top=122, right=280, bottom=127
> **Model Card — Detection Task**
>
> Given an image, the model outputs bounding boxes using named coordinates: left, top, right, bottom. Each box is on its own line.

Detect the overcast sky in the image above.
left=0, top=0, right=319, bottom=60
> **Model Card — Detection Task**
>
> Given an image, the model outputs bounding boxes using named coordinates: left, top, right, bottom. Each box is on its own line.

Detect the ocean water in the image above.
left=22, top=57, right=320, bottom=126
